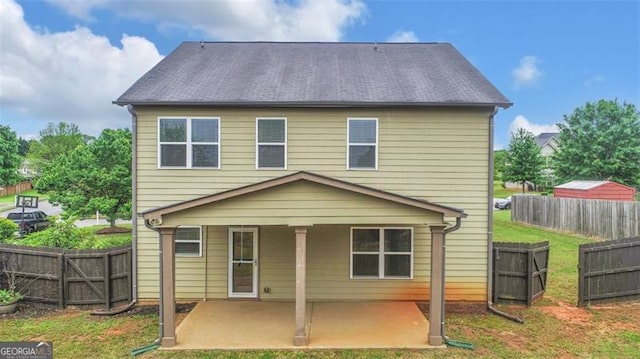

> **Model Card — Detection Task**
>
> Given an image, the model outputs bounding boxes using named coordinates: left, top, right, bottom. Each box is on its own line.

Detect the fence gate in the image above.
left=493, top=241, right=549, bottom=306
left=578, top=237, right=640, bottom=306
left=0, top=244, right=131, bottom=310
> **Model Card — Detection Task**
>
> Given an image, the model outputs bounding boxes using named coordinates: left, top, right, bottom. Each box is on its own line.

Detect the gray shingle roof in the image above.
left=115, top=42, right=511, bottom=108
left=535, top=132, right=559, bottom=147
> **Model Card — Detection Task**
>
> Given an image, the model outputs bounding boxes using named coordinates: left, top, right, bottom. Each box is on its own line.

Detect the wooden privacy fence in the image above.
left=578, top=237, right=640, bottom=307
left=492, top=241, right=549, bottom=306
left=512, top=195, right=640, bottom=240
left=0, top=181, right=32, bottom=197
left=0, top=244, right=131, bottom=309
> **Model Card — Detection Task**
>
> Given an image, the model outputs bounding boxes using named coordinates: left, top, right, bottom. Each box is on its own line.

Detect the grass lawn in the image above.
left=1, top=213, right=638, bottom=358
left=0, top=189, right=48, bottom=203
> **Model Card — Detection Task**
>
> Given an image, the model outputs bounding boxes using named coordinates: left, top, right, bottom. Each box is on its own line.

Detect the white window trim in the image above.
left=255, top=117, right=287, bottom=170
left=175, top=226, right=203, bottom=257
left=346, top=118, right=378, bottom=170
left=157, top=117, right=221, bottom=169
left=350, top=227, right=413, bottom=279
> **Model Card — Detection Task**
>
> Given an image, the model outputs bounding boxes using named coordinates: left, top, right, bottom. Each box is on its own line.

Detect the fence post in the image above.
left=58, top=254, right=65, bottom=309
left=526, top=248, right=533, bottom=306
left=104, top=253, right=111, bottom=310
left=577, top=246, right=586, bottom=307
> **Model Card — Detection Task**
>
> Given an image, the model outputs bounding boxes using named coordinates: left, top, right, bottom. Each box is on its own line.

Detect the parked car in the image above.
left=6, top=211, right=51, bottom=234
left=494, top=196, right=512, bottom=210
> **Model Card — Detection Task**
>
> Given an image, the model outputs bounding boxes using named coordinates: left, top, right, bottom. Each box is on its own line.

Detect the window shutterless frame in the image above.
left=350, top=227, right=413, bottom=279
left=174, top=226, right=203, bottom=257
left=255, top=118, right=287, bottom=170
left=157, top=117, right=221, bottom=169
left=346, top=118, right=378, bottom=170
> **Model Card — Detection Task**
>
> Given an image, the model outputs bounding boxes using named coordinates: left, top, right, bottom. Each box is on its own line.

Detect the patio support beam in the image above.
left=293, top=227, right=308, bottom=346
left=160, top=227, right=177, bottom=347
left=428, top=224, right=447, bottom=346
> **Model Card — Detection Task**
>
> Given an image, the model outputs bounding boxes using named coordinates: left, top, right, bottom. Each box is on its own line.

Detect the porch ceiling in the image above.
left=142, top=171, right=466, bottom=227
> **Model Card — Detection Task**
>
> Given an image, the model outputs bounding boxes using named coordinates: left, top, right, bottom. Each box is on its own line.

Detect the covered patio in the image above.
left=169, top=300, right=435, bottom=350
left=143, top=172, right=467, bottom=348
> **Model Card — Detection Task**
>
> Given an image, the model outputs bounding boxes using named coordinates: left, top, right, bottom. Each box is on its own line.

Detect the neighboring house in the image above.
left=554, top=180, right=636, bottom=201
left=19, top=159, right=40, bottom=179
left=534, top=132, right=559, bottom=158
left=535, top=132, right=559, bottom=188
left=114, top=42, right=511, bottom=347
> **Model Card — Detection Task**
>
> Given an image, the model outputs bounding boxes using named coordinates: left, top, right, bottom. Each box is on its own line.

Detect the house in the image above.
left=114, top=42, right=511, bottom=348
left=535, top=132, right=559, bottom=187
left=554, top=180, right=636, bottom=201
left=19, top=159, right=39, bottom=179
left=534, top=132, right=559, bottom=158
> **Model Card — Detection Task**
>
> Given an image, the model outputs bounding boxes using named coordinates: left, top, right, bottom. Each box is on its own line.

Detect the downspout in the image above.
left=486, top=106, right=523, bottom=323
left=128, top=104, right=139, bottom=305
left=145, top=219, right=164, bottom=344
left=440, top=218, right=472, bottom=348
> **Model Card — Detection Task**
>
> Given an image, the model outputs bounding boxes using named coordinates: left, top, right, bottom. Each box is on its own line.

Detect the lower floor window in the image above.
left=351, top=227, right=412, bottom=278
left=175, top=226, right=202, bottom=256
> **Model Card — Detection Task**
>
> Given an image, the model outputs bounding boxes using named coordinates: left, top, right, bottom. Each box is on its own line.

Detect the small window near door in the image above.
left=175, top=226, right=202, bottom=256
left=351, top=227, right=412, bottom=279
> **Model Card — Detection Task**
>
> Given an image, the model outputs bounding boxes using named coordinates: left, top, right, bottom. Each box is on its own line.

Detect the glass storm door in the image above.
left=228, top=228, right=258, bottom=298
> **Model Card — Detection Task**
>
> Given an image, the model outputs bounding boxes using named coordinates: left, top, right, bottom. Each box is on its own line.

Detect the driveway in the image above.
left=170, top=300, right=434, bottom=350
left=1, top=200, right=130, bottom=228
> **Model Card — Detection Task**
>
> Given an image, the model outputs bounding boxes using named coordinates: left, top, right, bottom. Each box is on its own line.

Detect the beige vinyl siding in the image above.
left=160, top=181, right=442, bottom=226
left=135, top=107, right=490, bottom=301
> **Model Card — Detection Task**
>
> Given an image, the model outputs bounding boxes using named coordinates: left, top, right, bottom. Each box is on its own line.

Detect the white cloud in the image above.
left=386, top=30, right=418, bottom=43
left=46, top=0, right=368, bottom=41
left=0, top=0, right=163, bottom=135
left=509, top=115, right=558, bottom=136
left=584, top=75, right=606, bottom=86
left=512, top=55, right=542, bottom=88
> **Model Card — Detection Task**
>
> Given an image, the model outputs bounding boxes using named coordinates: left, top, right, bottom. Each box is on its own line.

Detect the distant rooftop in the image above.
left=115, top=42, right=512, bottom=108
left=535, top=132, right=559, bottom=147
left=555, top=181, right=611, bottom=190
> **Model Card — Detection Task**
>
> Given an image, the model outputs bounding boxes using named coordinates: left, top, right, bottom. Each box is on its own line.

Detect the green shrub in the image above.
left=18, top=218, right=93, bottom=249
left=0, top=218, right=18, bottom=241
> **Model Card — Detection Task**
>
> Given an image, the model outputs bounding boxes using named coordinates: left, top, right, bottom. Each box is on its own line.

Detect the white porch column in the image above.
left=428, top=224, right=446, bottom=346
left=293, top=227, right=308, bottom=346
left=160, top=227, right=176, bottom=347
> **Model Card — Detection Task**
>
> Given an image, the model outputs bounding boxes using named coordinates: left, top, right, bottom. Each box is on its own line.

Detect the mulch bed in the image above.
left=95, top=226, right=131, bottom=235
left=0, top=302, right=196, bottom=320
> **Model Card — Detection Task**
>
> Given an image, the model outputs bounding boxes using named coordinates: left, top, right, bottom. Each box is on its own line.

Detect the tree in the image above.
left=35, top=128, right=132, bottom=227
left=27, top=122, right=88, bottom=172
left=504, top=128, right=545, bottom=193
left=554, top=100, right=640, bottom=189
left=0, top=125, right=23, bottom=186
left=17, top=137, right=30, bottom=157
left=494, top=150, right=508, bottom=183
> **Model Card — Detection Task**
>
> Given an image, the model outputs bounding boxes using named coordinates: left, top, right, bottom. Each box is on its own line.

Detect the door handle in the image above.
left=254, top=258, right=257, bottom=266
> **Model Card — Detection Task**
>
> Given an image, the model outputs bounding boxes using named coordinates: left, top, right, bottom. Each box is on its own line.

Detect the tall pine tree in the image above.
left=504, top=128, right=545, bottom=193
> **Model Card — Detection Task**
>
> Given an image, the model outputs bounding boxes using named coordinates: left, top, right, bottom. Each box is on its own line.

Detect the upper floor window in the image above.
left=158, top=117, right=220, bottom=169
left=347, top=118, right=378, bottom=170
left=256, top=118, right=287, bottom=169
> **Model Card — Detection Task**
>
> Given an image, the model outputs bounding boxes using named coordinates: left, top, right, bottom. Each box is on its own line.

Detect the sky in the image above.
left=1, top=0, right=638, bottom=149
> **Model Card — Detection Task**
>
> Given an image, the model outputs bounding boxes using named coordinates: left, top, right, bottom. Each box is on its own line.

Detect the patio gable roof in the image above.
left=141, top=171, right=467, bottom=223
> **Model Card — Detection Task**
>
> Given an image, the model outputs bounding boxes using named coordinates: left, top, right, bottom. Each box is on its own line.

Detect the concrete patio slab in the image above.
left=169, top=300, right=433, bottom=350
